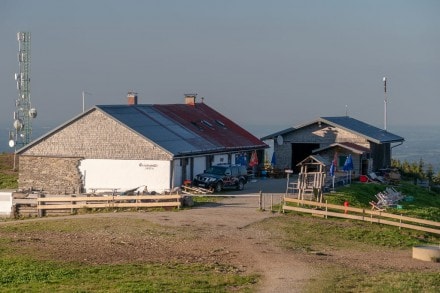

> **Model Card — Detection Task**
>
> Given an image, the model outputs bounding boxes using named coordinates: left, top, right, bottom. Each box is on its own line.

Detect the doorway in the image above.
left=291, top=143, right=320, bottom=173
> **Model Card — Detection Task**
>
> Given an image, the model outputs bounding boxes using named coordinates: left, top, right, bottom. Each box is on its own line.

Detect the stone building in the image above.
left=17, top=94, right=267, bottom=194
left=261, top=116, right=404, bottom=177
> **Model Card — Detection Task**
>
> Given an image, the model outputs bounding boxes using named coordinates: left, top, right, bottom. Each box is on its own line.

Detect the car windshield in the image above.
left=206, top=166, right=227, bottom=175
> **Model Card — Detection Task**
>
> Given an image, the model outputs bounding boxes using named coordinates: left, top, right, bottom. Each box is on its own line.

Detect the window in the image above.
left=201, top=120, right=214, bottom=129
left=215, top=120, right=226, bottom=128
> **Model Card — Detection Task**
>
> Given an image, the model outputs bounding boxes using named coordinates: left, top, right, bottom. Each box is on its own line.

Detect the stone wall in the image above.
left=19, top=156, right=83, bottom=194
left=21, top=110, right=172, bottom=160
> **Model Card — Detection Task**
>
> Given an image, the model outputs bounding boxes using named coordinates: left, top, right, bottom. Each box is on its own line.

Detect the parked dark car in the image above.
left=193, top=164, right=248, bottom=192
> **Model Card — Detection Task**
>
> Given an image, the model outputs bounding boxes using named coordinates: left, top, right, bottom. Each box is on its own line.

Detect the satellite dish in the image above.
left=276, top=135, right=284, bottom=146
left=9, top=140, right=15, bottom=148
left=29, top=108, right=37, bottom=118
left=13, top=119, right=23, bottom=131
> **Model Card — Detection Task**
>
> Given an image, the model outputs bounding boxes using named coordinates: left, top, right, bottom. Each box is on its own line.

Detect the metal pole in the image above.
left=383, top=77, right=387, bottom=131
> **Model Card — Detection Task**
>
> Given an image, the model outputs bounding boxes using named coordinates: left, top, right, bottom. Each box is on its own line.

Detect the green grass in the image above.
left=307, top=267, right=440, bottom=293
left=324, top=181, right=440, bottom=221
left=262, top=214, right=439, bottom=254
left=0, top=153, right=18, bottom=189
left=0, top=257, right=257, bottom=292
left=192, top=195, right=224, bottom=206
left=0, top=173, right=17, bottom=189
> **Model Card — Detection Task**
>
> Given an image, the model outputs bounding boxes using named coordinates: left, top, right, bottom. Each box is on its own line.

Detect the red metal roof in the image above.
left=153, top=103, right=267, bottom=150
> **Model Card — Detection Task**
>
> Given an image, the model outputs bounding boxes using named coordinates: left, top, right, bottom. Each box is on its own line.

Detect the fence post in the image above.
left=37, top=193, right=44, bottom=217
left=71, top=194, right=76, bottom=214
left=259, top=191, right=263, bottom=211
left=270, top=194, right=273, bottom=212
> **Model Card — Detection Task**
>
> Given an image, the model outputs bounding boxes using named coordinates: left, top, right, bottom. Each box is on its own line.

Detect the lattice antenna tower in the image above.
left=9, top=32, right=37, bottom=149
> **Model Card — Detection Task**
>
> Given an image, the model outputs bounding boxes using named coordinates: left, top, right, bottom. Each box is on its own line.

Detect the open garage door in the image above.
left=291, top=143, right=320, bottom=173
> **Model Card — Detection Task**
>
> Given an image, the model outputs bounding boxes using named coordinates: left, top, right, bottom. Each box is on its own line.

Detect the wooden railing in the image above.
left=36, top=194, right=182, bottom=216
left=283, top=197, right=440, bottom=235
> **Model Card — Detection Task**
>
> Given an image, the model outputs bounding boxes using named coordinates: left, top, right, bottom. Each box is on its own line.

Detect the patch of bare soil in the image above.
left=2, top=196, right=439, bottom=292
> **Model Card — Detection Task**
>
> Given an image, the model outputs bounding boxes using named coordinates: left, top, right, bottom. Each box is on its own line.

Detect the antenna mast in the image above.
left=383, top=77, right=387, bottom=131
left=10, top=32, right=37, bottom=149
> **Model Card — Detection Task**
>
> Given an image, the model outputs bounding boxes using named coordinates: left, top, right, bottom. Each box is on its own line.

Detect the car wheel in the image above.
left=236, top=180, right=244, bottom=190
left=215, top=181, right=223, bottom=193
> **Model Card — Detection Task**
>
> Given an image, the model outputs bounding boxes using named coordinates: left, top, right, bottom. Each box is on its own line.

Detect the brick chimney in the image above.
left=184, top=93, right=197, bottom=106
left=127, top=91, right=138, bottom=105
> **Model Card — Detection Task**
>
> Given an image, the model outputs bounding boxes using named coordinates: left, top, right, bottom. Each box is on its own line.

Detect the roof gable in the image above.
left=320, top=116, right=404, bottom=144
left=296, top=154, right=329, bottom=167
left=312, top=142, right=369, bottom=155
left=17, top=110, right=173, bottom=159
left=262, top=116, right=404, bottom=144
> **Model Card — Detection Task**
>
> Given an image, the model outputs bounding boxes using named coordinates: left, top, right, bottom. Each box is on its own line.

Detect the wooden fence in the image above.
left=283, top=197, right=440, bottom=235
left=12, top=194, right=182, bottom=217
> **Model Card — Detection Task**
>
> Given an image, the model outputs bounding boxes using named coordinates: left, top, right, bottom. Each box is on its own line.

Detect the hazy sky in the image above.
left=1, top=0, right=439, bottom=144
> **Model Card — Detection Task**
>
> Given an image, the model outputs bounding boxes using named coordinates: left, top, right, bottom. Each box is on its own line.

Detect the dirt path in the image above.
left=119, top=195, right=315, bottom=292
left=146, top=196, right=313, bottom=292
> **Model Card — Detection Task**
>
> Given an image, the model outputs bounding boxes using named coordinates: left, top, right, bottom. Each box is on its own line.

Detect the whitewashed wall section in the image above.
left=192, top=156, right=206, bottom=178
left=172, top=160, right=182, bottom=188
left=79, top=159, right=171, bottom=193
left=212, top=154, right=229, bottom=165
left=0, top=191, right=13, bottom=217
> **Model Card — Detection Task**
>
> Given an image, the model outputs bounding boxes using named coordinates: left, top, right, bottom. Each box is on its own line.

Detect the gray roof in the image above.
left=320, top=116, right=404, bottom=144
left=98, top=105, right=218, bottom=155
left=261, top=116, right=404, bottom=144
